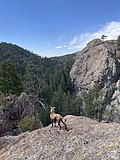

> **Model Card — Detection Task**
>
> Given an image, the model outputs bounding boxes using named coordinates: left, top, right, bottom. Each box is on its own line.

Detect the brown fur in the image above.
left=50, top=107, right=67, bottom=130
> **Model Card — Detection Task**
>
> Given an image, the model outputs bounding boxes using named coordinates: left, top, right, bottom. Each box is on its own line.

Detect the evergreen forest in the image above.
left=0, top=42, right=79, bottom=126
left=1, top=36, right=120, bottom=126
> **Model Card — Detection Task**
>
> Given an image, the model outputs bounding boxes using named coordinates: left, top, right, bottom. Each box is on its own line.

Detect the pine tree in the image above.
left=62, top=91, right=73, bottom=115
left=73, top=96, right=83, bottom=116
left=101, top=35, right=107, bottom=41
left=117, top=35, right=120, bottom=51
left=0, top=60, right=23, bottom=96
left=82, top=85, right=101, bottom=119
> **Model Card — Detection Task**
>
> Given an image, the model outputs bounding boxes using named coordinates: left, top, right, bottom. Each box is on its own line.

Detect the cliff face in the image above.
left=0, top=93, right=43, bottom=136
left=70, top=39, right=120, bottom=122
left=70, top=39, right=120, bottom=91
left=0, top=115, right=120, bottom=160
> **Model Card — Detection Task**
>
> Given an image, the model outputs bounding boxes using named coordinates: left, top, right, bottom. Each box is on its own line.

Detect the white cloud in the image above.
left=68, top=21, right=120, bottom=51
left=55, top=45, right=63, bottom=49
left=55, top=45, right=67, bottom=49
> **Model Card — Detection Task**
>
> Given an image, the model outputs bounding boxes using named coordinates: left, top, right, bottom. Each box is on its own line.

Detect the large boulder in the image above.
left=70, top=39, right=120, bottom=92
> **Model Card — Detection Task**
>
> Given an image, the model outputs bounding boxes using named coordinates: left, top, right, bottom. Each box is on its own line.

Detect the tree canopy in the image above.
left=0, top=60, right=23, bottom=96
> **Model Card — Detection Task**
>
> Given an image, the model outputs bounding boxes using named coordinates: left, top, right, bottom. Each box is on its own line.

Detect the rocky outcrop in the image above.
left=0, top=115, right=120, bottom=160
left=70, top=39, right=120, bottom=122
left=0, top=93, right=43, bottom=136
left=70, top=39, right=120, bottom=91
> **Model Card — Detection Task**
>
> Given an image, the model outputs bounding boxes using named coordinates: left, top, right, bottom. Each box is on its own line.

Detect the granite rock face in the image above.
left=0, top=115, right=120, bottom=160
left=70, top=39, right=119, bottom=91
left=70, top=39, right=120, bottom=122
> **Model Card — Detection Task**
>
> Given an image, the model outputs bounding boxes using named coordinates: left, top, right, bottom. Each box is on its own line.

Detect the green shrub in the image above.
left=19, top=116, right=35, bottom=132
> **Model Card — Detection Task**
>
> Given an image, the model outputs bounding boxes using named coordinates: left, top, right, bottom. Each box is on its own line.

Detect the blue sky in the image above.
left=0, top=0, right=120, bottom=57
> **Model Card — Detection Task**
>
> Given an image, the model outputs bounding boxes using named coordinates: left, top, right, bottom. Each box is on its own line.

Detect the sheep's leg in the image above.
left=51, top=120, right=54, bottom=127
left=61, top=119, right=67, bottom=130
left=54, top=118, right=57, bottom=127
left=51, top=118, right=57, bottom=127
left=58, top=120, right=61, bottom=130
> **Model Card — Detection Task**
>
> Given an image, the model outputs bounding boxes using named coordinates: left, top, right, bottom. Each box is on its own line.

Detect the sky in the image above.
left=0, top=0, right=120, bottom=57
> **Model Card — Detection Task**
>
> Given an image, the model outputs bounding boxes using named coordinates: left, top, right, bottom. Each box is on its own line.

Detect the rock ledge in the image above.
left=0, top=115, right=120, bottom=160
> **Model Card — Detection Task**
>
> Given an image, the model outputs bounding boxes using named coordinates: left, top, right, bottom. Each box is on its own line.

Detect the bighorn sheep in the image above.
left=50, top=107, right=67, bottom=130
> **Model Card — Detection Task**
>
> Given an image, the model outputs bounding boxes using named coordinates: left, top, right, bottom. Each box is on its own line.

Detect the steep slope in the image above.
left=0, top=115, right=120, bottom=160
left=0, top=42, right=76, bottom=96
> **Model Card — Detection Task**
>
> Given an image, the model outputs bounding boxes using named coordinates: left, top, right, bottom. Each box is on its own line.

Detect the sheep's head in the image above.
left=50, top=107, right=55, bottom=113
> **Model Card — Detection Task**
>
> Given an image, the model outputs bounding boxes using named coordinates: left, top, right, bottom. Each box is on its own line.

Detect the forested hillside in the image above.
left=0, top=42, right=77, bottom=126
left=1, top=37, right=120, bottom=130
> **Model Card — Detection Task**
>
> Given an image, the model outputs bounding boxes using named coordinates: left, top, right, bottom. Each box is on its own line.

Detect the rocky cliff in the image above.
left=0, top=93, right=43, bottom=136
left=70, top=39, right=120, bottom=122
left=0, top=115, right=120, bottom=160
left=70, top=39, right=120, bottom=91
